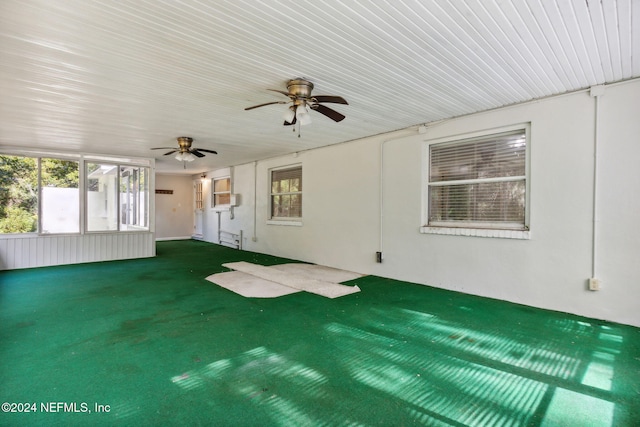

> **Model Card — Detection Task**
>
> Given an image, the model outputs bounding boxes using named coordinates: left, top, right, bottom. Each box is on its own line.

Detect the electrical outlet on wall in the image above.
left=588, top=278, right=601, bottom=291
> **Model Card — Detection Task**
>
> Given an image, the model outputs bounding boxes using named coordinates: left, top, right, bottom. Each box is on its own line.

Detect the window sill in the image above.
left=420, top=226, right=530, bottom=240
left=0, top=230, right=152, bottom=239
left=212, top=206, right=231, bottom=212
left=267, top=219, right=303, bottom=227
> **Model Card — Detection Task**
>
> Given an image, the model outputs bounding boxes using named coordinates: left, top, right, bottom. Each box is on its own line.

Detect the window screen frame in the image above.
left=268, top=164, right=302, bottom=225
left=421, top=123, right=531, bottom=239
left=40, top=157, right=81, bottom=234
left=85, top=162, right=150, bottom=233
left=211, top=176, right=231, bottom=209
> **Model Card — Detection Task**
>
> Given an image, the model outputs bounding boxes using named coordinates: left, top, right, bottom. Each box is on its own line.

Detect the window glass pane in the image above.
left=0, top=155, right=38, bottom=233
left=120, top=166, right=149, bottom=230
left=215, top=193, right=231, bottom=206
left=40, top=158, right=80, bottom=233
left=290, top=194, right=301, bottom=217
left=214, top=178, right=230, bottom=192
left=86, top=163, right=118, bottom=231
left=281, top=179, right=290, bottom=193
left=280, top=194, right=291, bottom=216
left=271, top=195, right=281, bottom=217
left=429, top=180, right=525, bottom=224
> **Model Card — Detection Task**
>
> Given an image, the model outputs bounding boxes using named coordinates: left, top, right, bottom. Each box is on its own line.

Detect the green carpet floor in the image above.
left=1, top=240, right=639, bottom=426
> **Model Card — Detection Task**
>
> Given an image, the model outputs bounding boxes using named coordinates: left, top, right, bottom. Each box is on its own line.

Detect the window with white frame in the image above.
left=0, top=154, right=40, bottom=234
left=424, top=127, right=528, bottom=232
left=1, top=153, right=149, bottom=234
left=119, top=165, right=149, bottom=230
left=41, top=158, right=80, bottom=234
left=270, top=166, right=302, bottom=219
left=86, top=163, right=150, bottom=232
left=212, top=177, right=231, bottom=208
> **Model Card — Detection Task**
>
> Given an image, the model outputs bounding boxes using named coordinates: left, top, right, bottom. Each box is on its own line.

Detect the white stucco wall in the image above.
left=594, top=81, right=640, bottom=327
left=201, top=80, right=640, bottom=327
left=155, top=174, right=194, bottom=240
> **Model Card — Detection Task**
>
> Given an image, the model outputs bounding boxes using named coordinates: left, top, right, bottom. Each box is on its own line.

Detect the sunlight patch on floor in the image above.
left=581, top=351, right=615, bottom=391
left=169, top=346, right=330, bottom=425
left=541, top=388, right=614, bottom=427
left=326, top=321, right=548, bottom=426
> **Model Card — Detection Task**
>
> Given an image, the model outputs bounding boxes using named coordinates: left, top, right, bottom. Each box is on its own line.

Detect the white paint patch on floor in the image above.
left=205, top=271, right=301, bottom=298
left=206, top=262, right=363, bottom=298
left=270, top=263, right=363, bottom=284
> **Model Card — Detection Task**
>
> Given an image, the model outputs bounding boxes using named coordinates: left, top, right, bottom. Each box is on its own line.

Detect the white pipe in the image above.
left=252, top=161, right=257, bottom=242
left=590, top=85, right=604, bottom=279
left=379, top=139, right=386, bottom=255
left=229, top=165, right=235, bottom=220
left=217, top=210, right=222, bottom=244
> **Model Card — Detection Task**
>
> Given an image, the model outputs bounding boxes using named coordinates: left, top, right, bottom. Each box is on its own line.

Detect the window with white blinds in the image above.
left=270, top=166, right=302, bottom=219
left=426, top=129, right=528, bottom=230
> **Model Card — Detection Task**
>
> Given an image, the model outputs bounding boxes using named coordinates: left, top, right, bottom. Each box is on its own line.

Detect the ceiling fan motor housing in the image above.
left=177, top=136, right=193, bottom=151
left=287, top=79, right=314, bottom=99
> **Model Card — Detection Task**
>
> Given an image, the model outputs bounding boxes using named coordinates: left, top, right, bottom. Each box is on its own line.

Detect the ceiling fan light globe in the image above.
left=283, top=106, right=296, bottom=123
left=298, top=111, right=312, bottom=125
left=175, top=152, right=184, bottom=161
left=296, top=104, right=312, bottom=125
left=185, top=153, right=196, bottom=162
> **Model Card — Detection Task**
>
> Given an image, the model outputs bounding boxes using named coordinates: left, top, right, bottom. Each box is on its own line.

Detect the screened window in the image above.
left=0, top=155, right=38, bottom=233
left=212, top=177, right=231, bottom=207
left=1, top=153, right=149, bottom=235
left=86, top=163, right=150, bottom=232
left=86, top=163, right=118, bottom=231
left=426, top=129, right=528, bottom=230
left=270, top=166, right=302, bottom=219
left=41, top=158, right=80, bottom=233
left=120, top=165, right=149, bottom=230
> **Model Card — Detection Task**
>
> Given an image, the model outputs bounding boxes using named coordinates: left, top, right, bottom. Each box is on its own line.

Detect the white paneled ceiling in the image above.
left=1, top=0, right=638, bottom=174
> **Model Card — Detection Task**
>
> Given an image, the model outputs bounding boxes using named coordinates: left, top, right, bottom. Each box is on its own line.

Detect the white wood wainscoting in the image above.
left=0, top=232, right=155, bottom=270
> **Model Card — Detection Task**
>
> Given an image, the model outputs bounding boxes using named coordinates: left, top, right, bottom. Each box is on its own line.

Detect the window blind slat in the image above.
left=430, top=131, right=526, bottom=183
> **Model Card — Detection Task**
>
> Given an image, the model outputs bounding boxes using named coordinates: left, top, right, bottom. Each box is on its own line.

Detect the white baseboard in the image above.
left=155, top=236, right=193, bottom=241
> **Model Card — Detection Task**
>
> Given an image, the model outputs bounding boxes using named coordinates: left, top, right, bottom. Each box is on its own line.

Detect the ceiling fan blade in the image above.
left=267, top=89, right=292, bottom=97
left=151, top=147, right=176, bottom=150
left=190, top=149, right=205, bottom=158
left=197, top=148, right=218, bottom=154
left=245, top=101, right=287, bottom=111
left=163, top=150, right=177, bottom=156
left=313, top=95, right=348, bottom=105
left=284, top=116, right=297, bottom=126
left=313, top=104, right=346, bottom=122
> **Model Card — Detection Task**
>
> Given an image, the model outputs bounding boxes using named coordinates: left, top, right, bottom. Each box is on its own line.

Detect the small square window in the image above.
left=212, top=177, right=231, bottom=208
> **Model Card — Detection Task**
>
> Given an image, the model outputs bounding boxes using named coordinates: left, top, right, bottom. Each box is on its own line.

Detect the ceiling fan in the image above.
left=245, top=79, right=348, bottom=131
left=151, top=137, right=217, bottom=166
